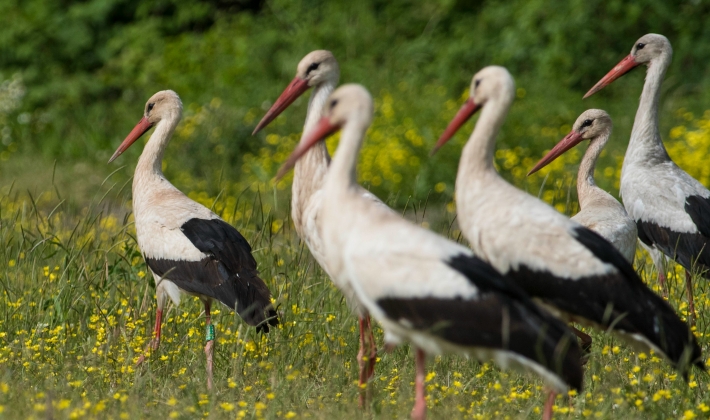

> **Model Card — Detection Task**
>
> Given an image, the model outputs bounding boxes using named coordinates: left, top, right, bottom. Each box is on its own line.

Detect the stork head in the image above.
left=316, top=84, right=373, bottom=130
left=467, top=66, right=515, bottom=109
left=296, top=50, right=340, bottom=87
left=253, top=50, right=340, bottom=134
left=630, top=33, right=672, bottom=65
left=109, top=90, right=182, bottom=163
left=584, top=34, right=672, bottom=98
left=432, top=66, right=515, bottom=154
left=276, top=84, right=372, bottom=180
left=571, top=109, right=612, bottom=140
left=527, top=109, right=612, bottom=176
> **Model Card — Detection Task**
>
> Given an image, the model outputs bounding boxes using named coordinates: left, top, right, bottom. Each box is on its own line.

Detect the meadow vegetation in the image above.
left=1, top=0, right=710, bottom=418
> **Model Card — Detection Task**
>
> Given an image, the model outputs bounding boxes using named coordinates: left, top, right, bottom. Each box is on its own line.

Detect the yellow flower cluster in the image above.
left=667, top=109, right=710, bottom=186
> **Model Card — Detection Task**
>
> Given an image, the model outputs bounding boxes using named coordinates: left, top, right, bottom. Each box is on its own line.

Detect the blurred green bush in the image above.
left=1, top=0, right=709, bottom=205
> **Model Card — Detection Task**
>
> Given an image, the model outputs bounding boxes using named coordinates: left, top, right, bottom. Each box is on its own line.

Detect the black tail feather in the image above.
left=433, top=254, right=585, bottom=390
left=506, top=226, right=705, bottom=376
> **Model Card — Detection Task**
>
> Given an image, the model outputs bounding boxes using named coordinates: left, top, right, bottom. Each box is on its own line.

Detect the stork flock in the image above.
left=109, top=33, right=709, bottom=420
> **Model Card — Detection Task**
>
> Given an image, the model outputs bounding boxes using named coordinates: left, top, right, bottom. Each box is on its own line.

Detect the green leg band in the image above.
left=206, top=324, right=215, bottom=342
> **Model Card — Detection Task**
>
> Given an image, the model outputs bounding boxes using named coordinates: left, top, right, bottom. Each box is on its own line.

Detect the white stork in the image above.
left=109, top=90, right=278, bottom=389
left=584, top=33, right=710, bottom=326
left=528, top=109, right=637, bottom=264
left=278, top=84, right=584, bottom=420
left=432, top=67, right=703, bottom=385
left=253, top=51, right=381, bottom=397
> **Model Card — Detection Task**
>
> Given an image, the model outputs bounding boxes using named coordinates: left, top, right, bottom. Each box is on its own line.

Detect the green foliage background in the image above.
left=1, top=0, right=709, bottom=205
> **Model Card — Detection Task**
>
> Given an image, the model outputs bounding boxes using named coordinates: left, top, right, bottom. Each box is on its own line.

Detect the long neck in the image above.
left=292, top=81, right=336, bottom=224
left=295, top=81, right=335, bottom=173
left=304, top=81, right=336, bottom=133
left=577, top=131, right=608, bottom=208
left=458, top=95, right=512, bottom=179
left=627, top=52, right=672, bottom=163
left=135, top=116, right=179, bottom=180
left=325, top=118, right=367, bottom=193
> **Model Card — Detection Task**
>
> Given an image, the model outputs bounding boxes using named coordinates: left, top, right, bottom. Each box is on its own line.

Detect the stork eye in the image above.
left=330, top=99, right=338, bottom=109
left=147, top=103, right=155, bottom=113
left=474, top=79, right=481, bottom=88
left=306, top=62, right=320, bottom=75
left=636, top=43, right=645, bottom=50
left=581, top=119, right=593, bottom=128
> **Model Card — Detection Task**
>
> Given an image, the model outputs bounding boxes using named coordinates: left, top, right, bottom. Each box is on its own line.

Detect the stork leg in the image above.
left=204, top=300, right=214, bottom=391
left=411, top=348, right=427, bottom=420
left=150, top=309, right=163, bottom=351
left=542, top=390, right=556, bottom=420
left=136, top=309, right=163, bottom=365
left=685, top=270, right=697, bottom=329
left=136, top=296, right=164, bottom=366
left=357, top=316, right=373, bottom=408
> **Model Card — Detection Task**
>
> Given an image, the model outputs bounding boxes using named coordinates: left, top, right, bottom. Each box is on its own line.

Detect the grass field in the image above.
left=0, top=155, right=709, bottom=420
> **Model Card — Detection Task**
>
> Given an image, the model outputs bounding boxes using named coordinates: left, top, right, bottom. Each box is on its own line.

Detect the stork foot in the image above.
left=411, top=398, right=427, bottom=420
left=136, top=309, right=163, bottom=366
left=135, top=337, right=160, bottom=366
left=135, top=353, right=147, bottom=366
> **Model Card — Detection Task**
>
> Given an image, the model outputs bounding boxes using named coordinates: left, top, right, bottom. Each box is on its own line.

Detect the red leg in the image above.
left=685, top=270, right=697, bottom=329
left=658, top=271, right=668, bottom=299
left=136, top=308, right=163, bottom=366
left=152, top=309, right=163, bottom=349
left=411, top=348, right=427, bottom=420
left=204, top=300, right=214, bottom=391
left=543, top=390, right=556, bottom=420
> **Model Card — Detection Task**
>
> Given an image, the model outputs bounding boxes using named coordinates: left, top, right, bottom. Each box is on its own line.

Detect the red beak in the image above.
left=276, top=116, right=339, bottom=180
left=253, top=77, right=311, bottom=135
left=527, top=131, right=584, bottom=176
left=431, top=98, right=481, bottom=155
left=109, top=117, right=154, bottom=163
left=583, top=55, right=640, bottom=99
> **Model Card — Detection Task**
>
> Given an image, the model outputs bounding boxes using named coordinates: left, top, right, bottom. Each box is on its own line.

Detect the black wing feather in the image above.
left=686, top=195, right=710, bottom=238
left=181, top=218, right=257, bottom=271
left=447, top=254, right=531, bottom=301
left=146, top=218, right=278, bottom=332
left=636, top=219, right=710, bottom=275
left=379, top=254, right=583, bottom=391
left=506, top=226, right=703, bottom=375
